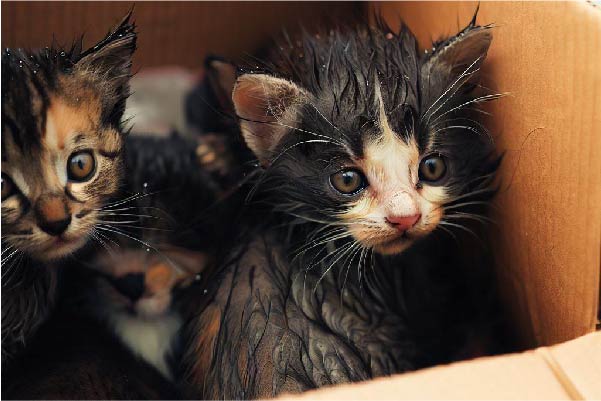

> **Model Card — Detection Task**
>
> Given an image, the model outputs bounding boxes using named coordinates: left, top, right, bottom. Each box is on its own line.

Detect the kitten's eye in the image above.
left=67, top=151, right=96, bottom=182
left=1, top=174, right=16, bottom=200
left=330, top=169, right=367, bottom=195
left=419, top=155, right=447, bottom=183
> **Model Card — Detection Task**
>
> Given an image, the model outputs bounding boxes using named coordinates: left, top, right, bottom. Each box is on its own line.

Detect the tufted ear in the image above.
left=74, top=12, right=137, bottom=125
left=76, top=11, right=136, bottom=81
left=421, top=11, right=492, bottom=95
left=232, top=73, right=307, bottom=166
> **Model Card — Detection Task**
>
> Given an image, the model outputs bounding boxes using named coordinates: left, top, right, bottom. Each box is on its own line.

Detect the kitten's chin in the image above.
left=371, top=236, right=414, bottom=255
left=35, top=236, right=89, bottom=262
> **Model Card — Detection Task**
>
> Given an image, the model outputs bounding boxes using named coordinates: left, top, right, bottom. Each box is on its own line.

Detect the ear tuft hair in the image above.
left=76, top=11, right=136, bottom=75
left=74, top=11, right=137, bottom=127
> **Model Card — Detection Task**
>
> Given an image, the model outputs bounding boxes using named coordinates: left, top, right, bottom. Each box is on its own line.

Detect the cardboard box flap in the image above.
left=278, top=332, right=601, bottom=400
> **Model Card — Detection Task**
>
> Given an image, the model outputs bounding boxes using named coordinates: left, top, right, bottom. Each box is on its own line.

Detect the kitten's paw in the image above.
left=195, top=134, right=231, bottom=176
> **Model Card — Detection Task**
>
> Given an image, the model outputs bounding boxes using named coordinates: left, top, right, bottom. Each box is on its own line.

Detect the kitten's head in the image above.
left=1, top=14, right=136, bottom=261
left=90, top=246, right=206, bottom=319
left=232, top=17, right=500, bottom=255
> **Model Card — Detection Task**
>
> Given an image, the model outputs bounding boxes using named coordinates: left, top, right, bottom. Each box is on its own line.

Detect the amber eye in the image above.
left=418, top=154, right=447, bottom=183
left=67, top=151, right=96, bottom=182
left=1, top=174, right=15, bottom=200
left=330, top=169, right=367, bottom=195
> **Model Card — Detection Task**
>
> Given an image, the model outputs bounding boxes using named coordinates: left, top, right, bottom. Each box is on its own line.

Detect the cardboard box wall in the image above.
left=375, top=0, right=601, bottom=348
left=2, top=1, right=600, bottom=398
left=278, top=332, right=601, bottom=400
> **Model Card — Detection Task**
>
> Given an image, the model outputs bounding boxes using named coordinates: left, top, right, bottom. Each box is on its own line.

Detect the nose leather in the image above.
left=39, top=216, right=72, bottom=236
left=35, top=194, right=71, bottom=236
left=112, top=273, right=145, bottom=302
left=386, top=214, right=421, bottom=231
left=384, top=190, right=420, bottom=232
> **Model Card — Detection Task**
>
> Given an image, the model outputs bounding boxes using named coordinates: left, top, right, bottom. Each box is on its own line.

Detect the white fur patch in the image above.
left=109, top=311, right=181, bottom=379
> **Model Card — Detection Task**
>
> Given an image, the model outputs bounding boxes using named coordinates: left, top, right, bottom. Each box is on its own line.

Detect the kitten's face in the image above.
left=233, top=21, right=499, bottom=255
left=1, top=16, right=136, bottom=261
left=91, top=247, right=206, bottom=319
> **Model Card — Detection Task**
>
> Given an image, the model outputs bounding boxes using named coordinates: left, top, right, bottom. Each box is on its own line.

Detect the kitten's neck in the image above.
left=107, top=309, right=181, bottom=380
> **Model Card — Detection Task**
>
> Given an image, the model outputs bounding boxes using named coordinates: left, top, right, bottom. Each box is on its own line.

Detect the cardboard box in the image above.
left=375, top=0, right=601, bottom=349
left=279, top=332, right=601, bottom=400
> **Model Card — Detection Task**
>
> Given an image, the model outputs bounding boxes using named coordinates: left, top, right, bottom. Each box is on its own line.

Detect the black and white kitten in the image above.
left=183, top=15, right=502, bottom=399
left=1, top=14, right=136, bottom=362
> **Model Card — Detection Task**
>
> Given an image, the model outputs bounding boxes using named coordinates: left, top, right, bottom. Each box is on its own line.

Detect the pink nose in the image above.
left=386, top=214, right=421, bottom=232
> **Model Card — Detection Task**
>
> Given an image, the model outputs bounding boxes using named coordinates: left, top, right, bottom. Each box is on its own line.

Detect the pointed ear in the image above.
left=74, top=12, right=136, bottom=105
left=422, top=23, right=492, bottom=90
left=205, top=57, right=237, bottom=112
left=232, top=73, right=307, bottom=166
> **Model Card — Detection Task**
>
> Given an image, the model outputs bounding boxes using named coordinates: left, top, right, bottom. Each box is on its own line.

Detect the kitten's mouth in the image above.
left=51, top=235, right=81, bottom=247
left=371, top=232, right=414, bottom=255
left=39, top=234, right=88, bottom=261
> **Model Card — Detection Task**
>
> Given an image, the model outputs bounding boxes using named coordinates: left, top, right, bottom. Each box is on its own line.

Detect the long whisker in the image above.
left=340, top=243, right=363, bottom=302
left=293, top=229, right=351, bottom=257
left=420, top=64, right=482, bottom=123
left=97, top=212, right=159, bottom=220
left=436, top=224, right=458, bottom=243
left=432, top=93, right=507, bottom=124
left=1, top=248, right=21, bottom=268
left=313, top=241, right=356, bottom=293
left=98, top=192, right=158, bottom=211
left=271, top=140, right=334, bottom=165
left=95, top=225, right=159, bottom=253
left=1, top=245, right=15, bottom=257
left=445, top=212, right=496, bottom=225
left=439, top=221, right=482, bottom=244
left=421, top=56, right=482, bottom=123
left=442, top=201, right=494, bottom=212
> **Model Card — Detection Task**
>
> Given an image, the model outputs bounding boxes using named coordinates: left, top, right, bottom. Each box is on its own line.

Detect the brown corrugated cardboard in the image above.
left=375, top=0, right=601, bottom=348
left=278, top=332, right=601, bottom=400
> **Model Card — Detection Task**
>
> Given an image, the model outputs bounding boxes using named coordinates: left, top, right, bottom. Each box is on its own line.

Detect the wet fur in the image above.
left=3, top=275, right=179, bottom=400
left=4, top=133, right=239, bottom=398
left=1, top=15, right=136, bottom=363
left=183, top=15, right=502, bottom=399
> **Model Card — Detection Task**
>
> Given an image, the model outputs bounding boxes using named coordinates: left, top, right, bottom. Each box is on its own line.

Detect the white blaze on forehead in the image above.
left=360, top=82, right=419, bottom=197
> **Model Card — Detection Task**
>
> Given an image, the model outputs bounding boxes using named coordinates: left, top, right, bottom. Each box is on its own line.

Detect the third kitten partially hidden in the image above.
left=3, top=131, right=233, bottom=399
left=88, top=245, right=206, bottom=379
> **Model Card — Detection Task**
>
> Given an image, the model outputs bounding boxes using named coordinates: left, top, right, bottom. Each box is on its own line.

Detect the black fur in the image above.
left=2, top=279, right=180, bottom=400
left=183, top=15, right=504, bottom=399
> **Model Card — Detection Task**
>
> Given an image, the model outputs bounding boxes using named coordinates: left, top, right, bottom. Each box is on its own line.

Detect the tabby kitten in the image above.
left=1, top=14, right=136, bottom=362
left=3, top=132, right=231, bottom=399
left=184, top=15, right=501, bottom=399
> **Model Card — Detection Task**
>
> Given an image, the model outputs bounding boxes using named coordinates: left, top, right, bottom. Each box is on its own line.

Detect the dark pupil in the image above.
left=426, top=159, right=438, bottom=174
left=75, top=157, right=86, bottom=171
left=342, top=172, right=355, bottom=186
